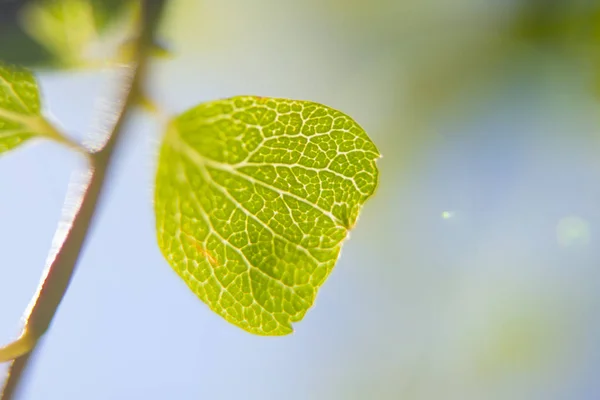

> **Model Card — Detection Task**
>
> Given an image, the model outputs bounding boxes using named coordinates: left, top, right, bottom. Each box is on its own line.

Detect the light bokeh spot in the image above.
left=557, top=216, right=591, bottom=248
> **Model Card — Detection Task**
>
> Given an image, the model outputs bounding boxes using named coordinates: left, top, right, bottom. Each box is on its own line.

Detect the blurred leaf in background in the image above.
left=0, top=0, right=135, bottom=68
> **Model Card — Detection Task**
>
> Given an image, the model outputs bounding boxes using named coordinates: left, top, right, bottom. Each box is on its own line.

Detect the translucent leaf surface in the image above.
left=155, top=96, right=380, bottom=335
left=0, top=63, right=61, bottom=155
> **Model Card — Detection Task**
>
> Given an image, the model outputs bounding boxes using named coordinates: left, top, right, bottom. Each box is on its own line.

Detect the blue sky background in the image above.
left=2, top=0, right=600, bottom=399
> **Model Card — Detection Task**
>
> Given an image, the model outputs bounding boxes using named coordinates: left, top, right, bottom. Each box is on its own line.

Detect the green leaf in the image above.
left=22, top=0, right=99, bottom=67
left=0, top=63, right=64, bottom=154
left=155, top=96, right=380, bottom=335
left=19, top=0, right=137, bottom=68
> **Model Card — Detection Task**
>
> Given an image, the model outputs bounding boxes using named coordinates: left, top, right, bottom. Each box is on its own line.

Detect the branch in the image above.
left=0, top=0, right=167, bottom=398
left=0, top=352, right=34, bottom=400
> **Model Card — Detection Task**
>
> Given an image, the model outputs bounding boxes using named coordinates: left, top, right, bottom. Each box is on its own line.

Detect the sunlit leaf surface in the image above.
left=155, top=96, right=380, bottom=335
left=0, top=63, right=60, bottom=155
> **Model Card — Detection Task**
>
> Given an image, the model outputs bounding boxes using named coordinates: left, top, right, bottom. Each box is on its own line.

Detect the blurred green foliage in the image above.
left=0, top=0, right=133, bottom=67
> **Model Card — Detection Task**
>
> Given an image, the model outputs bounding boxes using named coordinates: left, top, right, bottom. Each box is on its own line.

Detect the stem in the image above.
left=0, top=353, right=34, bottom=400
left=37, top=117, right=88, bottom=156
left=0, top=1, right=167, bottom=398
